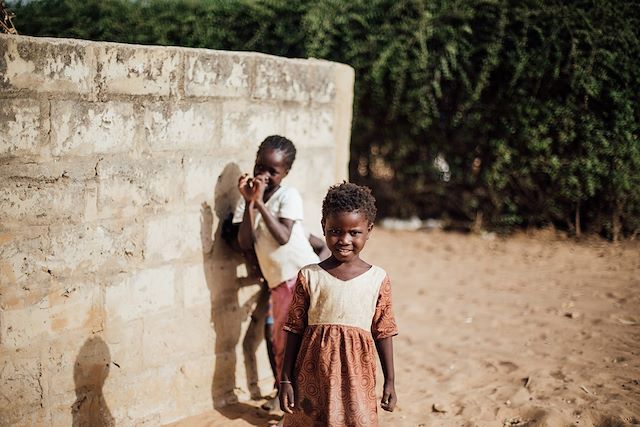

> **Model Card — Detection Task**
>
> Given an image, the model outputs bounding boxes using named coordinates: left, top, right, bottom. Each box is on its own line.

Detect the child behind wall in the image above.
left=279, top=182, right=398, bottom=427
left=232, top=135, right=322, bottom=397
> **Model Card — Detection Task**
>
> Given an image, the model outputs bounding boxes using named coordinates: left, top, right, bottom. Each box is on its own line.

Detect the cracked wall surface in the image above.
left=0, top=34, right=354, bottom=426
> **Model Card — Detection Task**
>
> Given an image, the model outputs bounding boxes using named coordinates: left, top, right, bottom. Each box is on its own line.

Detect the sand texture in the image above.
left=167, top=229, right=640, bottom=427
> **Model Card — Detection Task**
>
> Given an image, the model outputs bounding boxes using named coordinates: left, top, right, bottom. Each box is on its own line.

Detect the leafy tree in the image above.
left=10, top=0, right=640, bottom=238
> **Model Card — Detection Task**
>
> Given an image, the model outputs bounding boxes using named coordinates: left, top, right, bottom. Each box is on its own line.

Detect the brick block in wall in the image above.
left=0, top=227, right=51, bottom=288
left=0, top=178, right=95, bottom=227
left=96, top=44, right=181, bottom=96
left=282, top=106, right=334, bottom=149
left=0, top=356, right=43, bottom=420
left=309, top=108, right=335, bottom=147
left=0, top=407, right=49, bottom=427
left=172, top=355, right=216, bottom=419
left=105, top=266, right=176, bottom=322
left=0, top=35, right=95, bottom=94
left=44, top=330, right=110, bottom=405
left=252, top=57, right=310, bottom=103
left=0, top=281, right=102, bottom=349
left=102, top=365, right=178, bottom=424
left=282, top=107, right=311, bottom=148
left=141, top=101, right=221, bottom=152
left=179, top=263, right=209, bottom=309
left=46, top=221, right=144, bottom=278
left=103, top=318, right=144, bottom=377
left=0, top=157, right=99, bottom=181
left=50, top=403, right=73, bottom=427
left=144, top=212, right=202, bottom=263
left=50, top=100, right=136, bottom=156
left=95, top=155, right=184, bottom=218
left=0, top=99, right=48, bottom=157
left=182, top=155, right=242, bottom=210
left=184, top=50, right=252, bottom=98
left=285, top=148, right=336, bottom=200
left=220, top=101, right=284, bottom=150
left=308, top=59, right=337, bottom=104
left=142, top=310, right=213, bottom=368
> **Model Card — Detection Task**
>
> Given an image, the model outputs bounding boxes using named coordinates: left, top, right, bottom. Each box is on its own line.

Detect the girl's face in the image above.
left=253, top=148, right=289, bottom=192
left=322, top=210, right=372, bottom=263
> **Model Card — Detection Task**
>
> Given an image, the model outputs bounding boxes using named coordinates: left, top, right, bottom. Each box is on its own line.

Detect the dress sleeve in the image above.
left=371, top=275, right=399, bottom=340
left=283, top=270, right=309, bottom=335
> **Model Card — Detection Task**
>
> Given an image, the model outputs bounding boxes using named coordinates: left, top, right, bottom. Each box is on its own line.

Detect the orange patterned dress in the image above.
left=283, top=264, right=398, bottom=427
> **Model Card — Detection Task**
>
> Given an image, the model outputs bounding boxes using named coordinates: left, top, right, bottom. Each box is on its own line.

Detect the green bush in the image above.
left=11, top=0, right=640, bottom=239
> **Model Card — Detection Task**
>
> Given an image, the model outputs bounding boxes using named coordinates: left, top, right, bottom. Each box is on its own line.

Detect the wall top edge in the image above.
left=0, top=33, right=353, bottom=72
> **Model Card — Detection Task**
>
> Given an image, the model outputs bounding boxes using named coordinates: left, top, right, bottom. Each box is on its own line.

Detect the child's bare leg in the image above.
left=265, top=322, right=277, bottom=389
left=261, top=299, right=279, bottom=411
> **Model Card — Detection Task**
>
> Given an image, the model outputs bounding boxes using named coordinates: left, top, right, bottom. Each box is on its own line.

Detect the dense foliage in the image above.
left=11, top=0, right=640, bottom=238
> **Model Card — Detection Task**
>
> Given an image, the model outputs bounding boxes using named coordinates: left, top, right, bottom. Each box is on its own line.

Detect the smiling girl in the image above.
left=279, top=182, right=398, bottom=427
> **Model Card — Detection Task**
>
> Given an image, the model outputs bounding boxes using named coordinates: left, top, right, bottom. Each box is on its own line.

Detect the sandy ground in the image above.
left=167, top=228, right=640, bottom=427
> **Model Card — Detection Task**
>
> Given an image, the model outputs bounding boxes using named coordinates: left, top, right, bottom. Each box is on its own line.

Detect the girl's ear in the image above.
left=367, top=222, right=374, bottom=232
left=321, top=220, right=326, bottom=236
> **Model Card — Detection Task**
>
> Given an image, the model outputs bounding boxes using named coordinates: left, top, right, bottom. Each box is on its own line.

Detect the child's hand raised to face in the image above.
left=238, top=173, right=267, bottom=203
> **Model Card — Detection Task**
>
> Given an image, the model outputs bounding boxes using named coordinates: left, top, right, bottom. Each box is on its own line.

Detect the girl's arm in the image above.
left=255, top=200, right=294, bottom=245
left=237, top=200, right=256, bottom=250
left=251, top=175, right=294, bottom=245
left=279, top=332, right=302, bottom=413
left=308, top=233, right=330, bottom=260
left=375, top=337, right=397, bottom=412
left=237, top=174, right=257, bottom=250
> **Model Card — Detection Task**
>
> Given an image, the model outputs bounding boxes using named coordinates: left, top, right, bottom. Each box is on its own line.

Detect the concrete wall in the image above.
left=0, top=34, right=353, bottom=426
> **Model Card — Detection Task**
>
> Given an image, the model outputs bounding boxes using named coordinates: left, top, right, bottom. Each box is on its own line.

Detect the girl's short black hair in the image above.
left=257, top=135, right=297, bottom=170
left=322, top=182, right=377, bottom=224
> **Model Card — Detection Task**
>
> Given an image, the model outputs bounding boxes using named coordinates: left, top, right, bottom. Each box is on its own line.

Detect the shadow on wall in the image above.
left=72, top=336, right=114, bottom=427
left=201, top=162, right=270, bottom=409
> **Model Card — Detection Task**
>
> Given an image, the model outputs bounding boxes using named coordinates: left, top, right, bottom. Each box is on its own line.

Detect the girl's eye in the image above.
left=350, top=231, right=361, bottom=236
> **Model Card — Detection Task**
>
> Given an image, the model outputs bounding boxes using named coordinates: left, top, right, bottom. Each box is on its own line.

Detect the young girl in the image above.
left=233, top=135, right=322, bottom=399
left=279, top=182, right=398, bottom=427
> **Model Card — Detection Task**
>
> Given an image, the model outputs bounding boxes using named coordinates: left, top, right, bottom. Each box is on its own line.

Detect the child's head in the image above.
left=321, top=182, right=377, bottom=227
left=256, top=135, right=297, bottom=171
left=253, top=135, right=297, bottom=192
left=321, top=182, right=377, bottom=262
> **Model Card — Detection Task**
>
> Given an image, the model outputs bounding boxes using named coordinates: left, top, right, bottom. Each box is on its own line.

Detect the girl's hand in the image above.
left=279, top=382, right=295, bottom=414
left=252, top=173, right=267, bottom=202
left=238, top=173, right=253, bottom=201
left=380, top=381, right=397, bottom=412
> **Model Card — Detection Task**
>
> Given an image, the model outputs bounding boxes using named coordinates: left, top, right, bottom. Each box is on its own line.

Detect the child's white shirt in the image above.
left=233, top=185, right=319, bottom=288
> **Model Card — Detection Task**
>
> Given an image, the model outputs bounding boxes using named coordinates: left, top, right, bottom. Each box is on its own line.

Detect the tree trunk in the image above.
left=575, top=201, right=581, bottom=238
left=472, top=211, right=483, bottom=234
left=612, top=201, right=622, bottom=242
